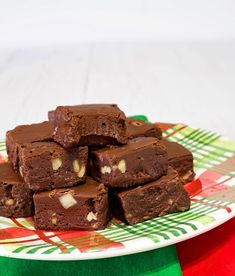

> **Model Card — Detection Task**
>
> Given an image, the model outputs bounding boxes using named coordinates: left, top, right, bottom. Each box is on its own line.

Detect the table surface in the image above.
left=1, top=0, right=235, bottom=47
left=1, top=1, right=235, bottom=139
left=0, top=41, right=235, bottom=141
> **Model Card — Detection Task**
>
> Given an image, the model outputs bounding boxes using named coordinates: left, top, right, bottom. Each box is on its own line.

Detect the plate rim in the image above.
left=0, top=208, right=234, bottom=261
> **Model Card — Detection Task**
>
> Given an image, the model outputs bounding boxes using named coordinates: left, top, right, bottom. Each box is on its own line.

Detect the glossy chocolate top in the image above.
left=0, top=162, right=23, bottom=184
left=6, top=121, right=53, bottom=144
left=54, top=104, right=126, bottom=120
left=163, top=139, right=192, bottom=159
left=93, top=137, right=166, bottom=157
left=20, top=141, right=64, bottom=157
left=36, top=177, right=106, bottom=199
left=127, top=118, right=162, bottom=139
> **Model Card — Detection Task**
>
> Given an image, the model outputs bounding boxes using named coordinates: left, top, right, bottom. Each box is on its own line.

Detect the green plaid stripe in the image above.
left=99, top=200, right=231, bottom=244
left=12, top=239, right=76, bottom=255
left=0, top=140, right=5, bottom=151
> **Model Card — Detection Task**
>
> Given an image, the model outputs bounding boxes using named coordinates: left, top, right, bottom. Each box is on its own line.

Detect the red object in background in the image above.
left=177, top=217, right=235, bottom=276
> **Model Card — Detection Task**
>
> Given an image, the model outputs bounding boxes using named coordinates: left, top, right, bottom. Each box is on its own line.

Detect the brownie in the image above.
left=89, top=137, right=167, bottom=188
left=112, top=167, right=190, bottom=225
left=0, top=162, right=33, bottom=218
left=34, top=177, right=110, bottom=230
left=6, top=121, right=54, bottom=170
left=18, top=142, right=88, bottom=191
left=127, top=118, right=162, bottom=140
left=52, top=104, right=127, bottom=148
left=48, top=110, right=55, bottom=121
left=163, top=139, right=195, bottom=184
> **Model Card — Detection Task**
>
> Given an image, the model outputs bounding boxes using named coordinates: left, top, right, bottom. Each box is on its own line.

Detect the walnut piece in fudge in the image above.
left=19, top=142, right=88, bottom=191
left=34, top=177, right=110, bottom=230
left=112, top=167, right=190, bottom=225
left=89, top=137, right=167, bottom=188
left=163, top=139, right=195, bottom=184
left=6, top=121, right=54, bottom=170
left=0, top=162, right=33, bottom=218
left=127, top=118, right=162, bottom=140
left=52, top=104, right=127, bottom=148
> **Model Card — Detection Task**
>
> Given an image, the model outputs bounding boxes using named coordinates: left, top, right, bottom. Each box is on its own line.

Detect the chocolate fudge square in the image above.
left=0, top=162, right=33, bottom=218
left=6, top=121, right=54, bottom=170
left=112, top=167, right=190, bottom=225
left=52, top=104, right=127, bottom=148
left=89, top=137, right=167, bottom=188
left=127, top=118, right=162, bottom=140
left=48, top=110, right=55, bottom=121
left=34, top=178, right=110, bottom=230
left=163, top=139, right=195, bottom=184
left=19, top=142, right=88, bottom=191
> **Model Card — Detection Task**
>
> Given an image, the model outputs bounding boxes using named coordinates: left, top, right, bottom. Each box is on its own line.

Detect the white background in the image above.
left=0, top=0, right=235, bottom=139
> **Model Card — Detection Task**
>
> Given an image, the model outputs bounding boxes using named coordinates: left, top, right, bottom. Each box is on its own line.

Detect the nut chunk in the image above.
left=19, top=142, right=88, bottom=191
left=6, top=121, right=54, bottom=170
left=52, top=104, right=127, bottom=148
left=89, top=137, right=168, bottom=188
left=34, top=178, right=110, bottom=230
left=0, top=162, right=33, bottom=218
left=112, top=167, right=190, bottom=225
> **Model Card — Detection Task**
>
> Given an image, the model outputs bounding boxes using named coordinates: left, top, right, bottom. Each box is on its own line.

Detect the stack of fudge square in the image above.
left=0, top=104, right=194, bottom=230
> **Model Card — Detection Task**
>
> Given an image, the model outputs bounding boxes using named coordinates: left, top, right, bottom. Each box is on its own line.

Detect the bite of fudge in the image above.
left=89, top=137, right=167, bottom=188
left=163, top=138, right=195, bottom=184
left=34, top=177, right=110, bottom=230
left=6, top=121, right=54, bottom=170
left=0, top=104, right=194, bottom=231
left=51, top=104, right=127, bottom=148
left=127, top=118, right=162, bottom=140
left=18, top=142, right=88, bottom=191
left=111, top=167, right=190, bottom=225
